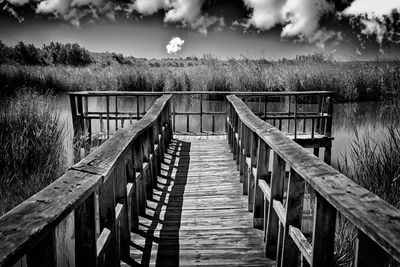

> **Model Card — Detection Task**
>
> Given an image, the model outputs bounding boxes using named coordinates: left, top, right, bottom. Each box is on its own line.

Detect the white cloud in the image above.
left=164, top=0, right=202, bottom=24
left=281, top=0, right=334, bottom=39
left=166, top=37, right=184, bottom=54
left=342, top=0, right=400, bottom=45
left=240, top=0, right=336, bottom=46
left=34, top=0, right=117, bottom=27
left=133, top=0, right=168, bottom=15
left=7, top=0, right=29, bottom=6
left=36, top=0, right=70, bottom=14
left=343, top=0, right=400, bottom=18
left=132, top=0, right=222, bottom=35
left=361, top=19, right=386, bottom=43
left=242, top=0, right=285, bottom=30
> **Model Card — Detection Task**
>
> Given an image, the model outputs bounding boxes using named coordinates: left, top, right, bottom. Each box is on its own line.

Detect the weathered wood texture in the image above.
left=0, top=94, right=172, bottom=267
left=127, top=137, right=275, bottom=267
left=227, top=94, right=400, bottom=265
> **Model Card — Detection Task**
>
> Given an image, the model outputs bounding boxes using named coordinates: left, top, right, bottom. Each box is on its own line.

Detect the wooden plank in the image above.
left=289, top=226, right=312, bottom=265
left=130, top=138, right=275, bottom=266
left=272, top=200, right=286, bottom=226
left=258, top=180, right=271, bottom=201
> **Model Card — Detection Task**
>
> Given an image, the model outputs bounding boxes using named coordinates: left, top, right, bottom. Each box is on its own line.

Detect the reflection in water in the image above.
left=57, top=94, right=394, bottom=171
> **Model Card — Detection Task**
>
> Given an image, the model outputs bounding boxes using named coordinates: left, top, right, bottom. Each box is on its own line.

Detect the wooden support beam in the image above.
left=311, top=193, right=336, bottom=267
left=265, top=152, right=285, bottom=259
left=279, top=169, right=305, bottom=267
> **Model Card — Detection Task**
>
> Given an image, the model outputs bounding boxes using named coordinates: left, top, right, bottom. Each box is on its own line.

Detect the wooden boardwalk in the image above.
left=129, top=135, right=275, bottom=266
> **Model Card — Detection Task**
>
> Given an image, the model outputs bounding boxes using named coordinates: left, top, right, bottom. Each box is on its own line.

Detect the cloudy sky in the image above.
left=0, top=0, right=399, bottom=59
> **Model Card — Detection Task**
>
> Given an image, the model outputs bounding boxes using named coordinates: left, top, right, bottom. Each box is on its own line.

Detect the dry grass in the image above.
left=335, top=116, right=400, bottom=266
left=0, top=89, right=66, bottom=215
left=1, top=58, right=399, bottom=101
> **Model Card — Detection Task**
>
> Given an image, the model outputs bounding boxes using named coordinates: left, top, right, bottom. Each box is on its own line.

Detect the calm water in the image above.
left=57, top=94, right=392, bottom=170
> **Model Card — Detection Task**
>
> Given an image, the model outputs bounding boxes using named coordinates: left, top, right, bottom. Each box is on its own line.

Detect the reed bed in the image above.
left=1, top=58, right=399, bottom=101
left=0, top=89, right=66, bottom=215
left=335, top=114, right=400, bottom=266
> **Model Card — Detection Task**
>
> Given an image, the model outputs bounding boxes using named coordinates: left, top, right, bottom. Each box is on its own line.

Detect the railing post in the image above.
left=158, top=117, right=165, bottom=166
left=75, top=193, right=97, bottom=267
left=200, top=93, right=203, bottom=133
left=253, top=138, right=270, bottom=229
left=127, top=154, right=139, bottom=232
left=238, top=121, right=244, bottom=182
left=98, top=175, right=119, bottom=266
left=236, top=120, right=242, bottom=172
left=148, top=127, right=157, bottom=194
left=294, top=95, right=298, bottom=139
left=172, top=97, right=176, bottom=133
left=265, top=152, right=285, bottom=258
left=168, top=102, right=173, bottom=143
left=242, top=126, right=251, bottom=195
left=142, top=130, right=153, bottom=201
left=227, top=104, right=232, bottom=148
left=133, top=136, right=146, bottom=215
left=248, top=131, right=257, bottom=212
left=279, top=169, right=305, bottom=267
left=232, top=111, right=238, bottom=158
left=324, top=96, right=334, bottom=165
left=311, top=193, right=336, bottom=267
left=114, top=163, right=130, bottom=262
left=69, top=94, right=82, bottom=137
left=115, top=96, right=118, bottom=131
left=316, top=95, right=322, bottom=135
left=136, top=95, right=140, bottom=121
left=106, top=96, right=110, bottom=137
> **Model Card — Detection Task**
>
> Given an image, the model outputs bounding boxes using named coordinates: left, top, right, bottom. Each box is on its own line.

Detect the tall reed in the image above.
left=335, top=117, right=400, bottom=266
left=1, top=58, right=399, bottom=101
left=0, top=89, right=66, bottom=215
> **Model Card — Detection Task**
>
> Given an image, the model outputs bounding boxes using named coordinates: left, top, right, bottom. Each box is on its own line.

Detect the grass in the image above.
left=335, top=115, right=400, bottom=266
left=0, top=89, right=66, bottom=215
left=1, top=58, right=399, bottom=101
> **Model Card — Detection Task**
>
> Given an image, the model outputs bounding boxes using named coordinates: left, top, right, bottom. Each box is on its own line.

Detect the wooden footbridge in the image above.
left=1, top=92, right=400, bottom=267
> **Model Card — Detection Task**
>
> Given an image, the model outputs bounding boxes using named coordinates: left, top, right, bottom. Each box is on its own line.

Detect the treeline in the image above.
left=0, top=41, right=92, bottom=66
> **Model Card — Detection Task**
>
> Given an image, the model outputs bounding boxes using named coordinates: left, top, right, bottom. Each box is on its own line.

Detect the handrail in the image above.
left=68, top=90, right=334, bottom=96
left=0, top=94, right=173, bottom=266
left=70, top=91, right=334, bottom=140
left=226, top=94, right=400, bottom=265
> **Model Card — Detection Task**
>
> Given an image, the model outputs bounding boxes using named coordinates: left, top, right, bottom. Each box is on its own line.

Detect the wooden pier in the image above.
left=0, top=92, right=399, bottom=267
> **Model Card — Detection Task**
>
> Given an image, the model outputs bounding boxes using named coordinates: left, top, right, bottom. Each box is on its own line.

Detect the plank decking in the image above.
left=128, top=135, right=275, bottom=266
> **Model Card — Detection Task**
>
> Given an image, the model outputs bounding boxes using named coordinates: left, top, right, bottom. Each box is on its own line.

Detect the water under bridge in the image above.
left=0, top=92, right=399, bottom=267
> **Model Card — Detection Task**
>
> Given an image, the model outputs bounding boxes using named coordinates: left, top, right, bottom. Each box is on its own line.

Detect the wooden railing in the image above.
left=69, top=91, right=333, bottom=135
left=0, top=94, right=173, bottom=266
left=226, top=95, right=400, bottom=266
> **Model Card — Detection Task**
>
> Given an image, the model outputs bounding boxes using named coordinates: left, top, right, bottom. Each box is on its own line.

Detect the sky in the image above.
left=0, top=0, right=399, bottom=60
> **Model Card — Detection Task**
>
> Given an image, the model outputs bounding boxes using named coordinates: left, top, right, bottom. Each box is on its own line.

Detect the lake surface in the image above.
left=57, top=94, right=393, bottom=170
